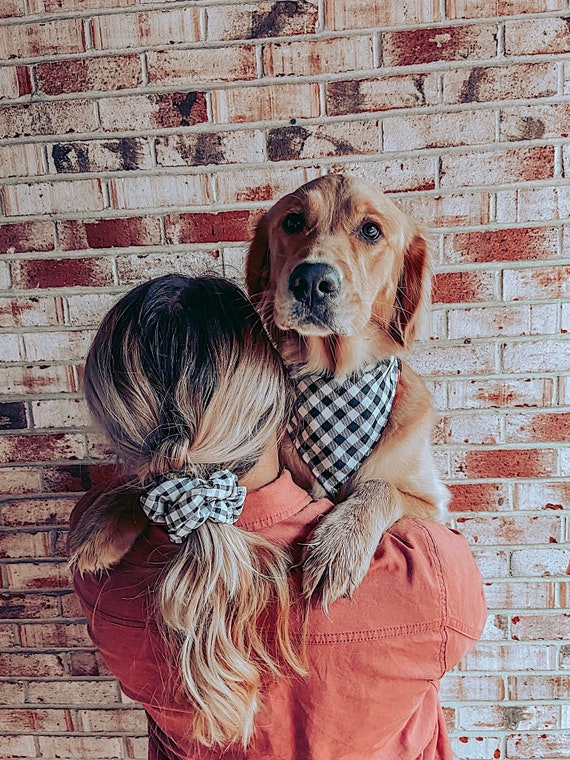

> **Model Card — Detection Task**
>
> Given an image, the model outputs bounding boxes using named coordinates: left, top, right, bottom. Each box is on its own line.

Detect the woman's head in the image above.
left=82, top=274, right=304, bottom=748
left=84, top=274, right=289, bottom=485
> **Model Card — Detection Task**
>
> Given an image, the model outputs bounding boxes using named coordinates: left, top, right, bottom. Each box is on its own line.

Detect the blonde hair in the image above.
left=83, top=274, right=305, bottom=748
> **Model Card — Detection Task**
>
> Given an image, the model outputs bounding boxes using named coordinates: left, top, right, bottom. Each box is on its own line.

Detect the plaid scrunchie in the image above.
left=140, top=469, right=247, bottom=543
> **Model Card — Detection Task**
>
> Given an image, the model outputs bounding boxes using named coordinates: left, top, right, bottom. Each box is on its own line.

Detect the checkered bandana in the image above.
left=140, top=469, right=246, bottom=543
left=287, top=356, right=400, bottom=497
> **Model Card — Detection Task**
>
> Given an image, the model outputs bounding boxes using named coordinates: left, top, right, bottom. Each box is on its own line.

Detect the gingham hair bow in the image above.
left=140, top=469, right=246, bottom=543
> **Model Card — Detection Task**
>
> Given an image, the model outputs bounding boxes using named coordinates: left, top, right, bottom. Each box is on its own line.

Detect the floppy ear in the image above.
left=389, top=228, right=431, bottom=349
left=245, top=213, right=271, bottom=298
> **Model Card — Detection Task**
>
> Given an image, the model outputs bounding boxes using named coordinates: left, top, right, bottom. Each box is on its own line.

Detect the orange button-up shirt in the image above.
left=71, top=470, right=486, bottom=760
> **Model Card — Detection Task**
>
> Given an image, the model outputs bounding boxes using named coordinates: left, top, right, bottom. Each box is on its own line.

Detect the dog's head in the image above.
left=246, top=174, right=431, bottom=373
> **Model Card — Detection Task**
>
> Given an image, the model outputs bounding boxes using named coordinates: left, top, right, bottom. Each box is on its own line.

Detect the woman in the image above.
left=69, top=274, right=486, bottom=760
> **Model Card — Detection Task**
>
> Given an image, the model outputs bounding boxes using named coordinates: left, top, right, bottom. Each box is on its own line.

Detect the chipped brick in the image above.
left=383, top=24, right=497, bottom=66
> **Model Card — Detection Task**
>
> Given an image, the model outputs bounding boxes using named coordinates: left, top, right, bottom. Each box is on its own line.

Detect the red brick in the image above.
left=384, top=110, right=495, bottom=152
left=448, top=378, right=554, bottom=409
left=38, top=737, right=125, bottom=758
left=331, top=157, right=437, bottom=193
left=0, top=708, right=70, bottom=733
left=0, top=100, right=97, bottom=139
left=77, top=707, right=146, bottom=732
left=500, top=102, right=570, bottom=142
left=0, top=736, right=35, bottom=757
left=451, top=448, right=557, bottom=479
left=263, top=36, right=373, bottom=77
left=433, top=271, right=496, bottom=304
left=411, top=343, right=495, bottom=376
left=326, top=73, right=438, bottom=116
left=156, top=129, right=265, bottom=167
left=0, top=592, right=59, bottom=619
left=507, top=733, right=570, bottom=759
left=147, top=46, right=257, bottom=86
left=436, top=413, right=500, bottom=445
left=0, top=221, right=55, bottom=254
left=512, top=614, right=570, bottom=641
left=397, top=192, right=491, bottom=228
left=41, top=463, right=117, bottom=492
left=212, top=83, right=320, bottom=123
left=11, top=257, right=114, bottom=289
left=36, top=55, right=141, bottom=95
left=506, top=412, right=570, bottom=444
left=440, top=146, right=555, bottom=188
left=440, top=674, right=505, bottom=701
left=325, top=0, right=439, bottom=31
left=99, top=91, right=208, bottom=132
left=483, top=581, right=556, bottom=611
left=19, top=622, right=90, bottom=648
left=0, top=531, right=50, bottom=559
left=503, top=265, right=570, bottom=302
left=444, top=227, right=559, bottom=265
left=457, top=515, right=562, bottom=545
left=446, top=0, right=564, bottom=18
left=383, top=24, right=497, bottom=66
left=448, top=482, right=510, bottom=512
left=2, top=179, right=105, bottom=216
left=116, top=250, right=222, bottom=286
left=443, top=62, right=557, bottom=104
left=109, top=174, right=210, bottom=211
left=267, top=121, right=378, bottom=161
left=0, top=433, right=85, bottom=464
left=0, top=143, right=44, bottom=179
left=207, top=1, right=319, bottom=40
left=214, top=166, right=319, bottom=204
left=0, top=497, right=75, bottom=527
left=48, top=138, right=153, bottom=174
left=91, top=7, right=200, bottom=49
left=0, top=0, right=26, bottom=18
left=514, top=481, right=570, bottom=511
left=58, top=217, right=161, bottom=250
left=5, top=562, right=71, bottom=591
left=505, top=16, right=570, bottom=56
left=0, top=18, right=85, bottom=60
left=511, top=675, right=570, bottom=701
left=165, top=210, right=256, bottom=245
left=0, top=365, right=77, bottom=396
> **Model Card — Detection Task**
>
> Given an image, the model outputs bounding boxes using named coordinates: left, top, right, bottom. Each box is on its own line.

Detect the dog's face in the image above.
left=246, top=175, right=431, bottom=368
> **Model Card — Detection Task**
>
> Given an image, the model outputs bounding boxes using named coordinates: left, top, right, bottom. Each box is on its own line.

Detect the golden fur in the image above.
left=246, top=174, right=449, bottom=610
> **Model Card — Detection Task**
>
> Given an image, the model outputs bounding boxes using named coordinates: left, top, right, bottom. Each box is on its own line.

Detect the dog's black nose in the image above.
left=288, top=263, right=340, bottom=305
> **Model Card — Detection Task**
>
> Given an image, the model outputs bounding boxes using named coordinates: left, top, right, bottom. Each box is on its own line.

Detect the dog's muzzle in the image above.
left=288, top=262, right=340, bottom=309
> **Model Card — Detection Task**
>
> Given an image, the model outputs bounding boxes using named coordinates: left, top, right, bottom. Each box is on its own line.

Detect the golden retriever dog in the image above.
left=70, top=174, right=449, bottom=612
left=246, top=174, right=449, bottom=609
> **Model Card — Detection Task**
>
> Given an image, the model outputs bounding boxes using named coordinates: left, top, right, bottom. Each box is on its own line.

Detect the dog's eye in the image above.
left=282, top=212, right=306, bottom=235
left=360, top=222, right=382, bottom=242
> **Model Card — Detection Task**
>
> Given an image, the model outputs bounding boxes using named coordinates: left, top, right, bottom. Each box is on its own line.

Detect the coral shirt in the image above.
left=70, top=470, right=486, bottom=760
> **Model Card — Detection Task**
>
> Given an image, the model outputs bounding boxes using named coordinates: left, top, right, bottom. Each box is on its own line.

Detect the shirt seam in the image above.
left=411, top=518, right=448, bottom=676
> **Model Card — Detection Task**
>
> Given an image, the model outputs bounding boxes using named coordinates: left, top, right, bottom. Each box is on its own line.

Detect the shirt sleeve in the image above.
left=414, top=519, right=487, bottom=674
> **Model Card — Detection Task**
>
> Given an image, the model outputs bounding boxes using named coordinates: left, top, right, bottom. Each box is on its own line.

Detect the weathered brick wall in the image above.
left=0, top=1, right=569, bottom=758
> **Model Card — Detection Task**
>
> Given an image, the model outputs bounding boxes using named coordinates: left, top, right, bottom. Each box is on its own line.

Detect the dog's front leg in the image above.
left=302, top=479, right=403, bottom=613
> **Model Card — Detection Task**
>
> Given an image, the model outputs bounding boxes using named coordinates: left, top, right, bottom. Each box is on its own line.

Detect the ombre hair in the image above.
left=82, top=274, right=305, bottom=748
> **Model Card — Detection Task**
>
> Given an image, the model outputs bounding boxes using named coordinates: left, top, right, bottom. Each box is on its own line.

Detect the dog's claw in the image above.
left=301, top=512, right=377, bottom=614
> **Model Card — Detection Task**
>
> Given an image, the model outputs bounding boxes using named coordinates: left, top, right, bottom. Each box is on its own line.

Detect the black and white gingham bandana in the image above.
left=287, top=357, right=400, bottom=496
left=140, top=469, right=246, bottom=543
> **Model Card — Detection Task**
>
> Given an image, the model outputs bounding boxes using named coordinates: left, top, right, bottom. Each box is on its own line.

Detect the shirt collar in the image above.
left=236, top=469, right=313, bottom=532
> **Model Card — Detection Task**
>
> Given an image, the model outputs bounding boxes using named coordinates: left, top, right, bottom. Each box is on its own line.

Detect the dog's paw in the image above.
left=301, top=503, right=378, bottom=614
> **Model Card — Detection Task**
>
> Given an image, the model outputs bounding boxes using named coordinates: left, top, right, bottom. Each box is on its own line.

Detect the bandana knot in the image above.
left=287, top=356, right=400, bottom=496
left=140, top=469, right=246, bottom=543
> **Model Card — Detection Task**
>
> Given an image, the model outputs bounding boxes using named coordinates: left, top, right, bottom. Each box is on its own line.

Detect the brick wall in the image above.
left=0, top=1, right=569, bottom=758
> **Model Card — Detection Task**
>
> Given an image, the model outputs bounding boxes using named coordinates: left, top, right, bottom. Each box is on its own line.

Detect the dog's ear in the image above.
left=245, top=213, right=271, bottom=298
left=389, top=228, right=431, bottom=349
